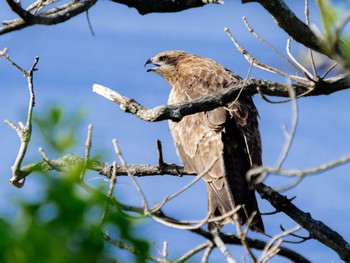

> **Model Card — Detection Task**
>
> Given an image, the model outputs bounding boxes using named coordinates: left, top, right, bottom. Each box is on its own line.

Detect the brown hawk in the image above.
left=145, top=50, right=264, bottom=232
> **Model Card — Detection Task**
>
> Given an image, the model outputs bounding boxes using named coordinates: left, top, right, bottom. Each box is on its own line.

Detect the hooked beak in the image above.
left=144, top=57, right=159, bottom=72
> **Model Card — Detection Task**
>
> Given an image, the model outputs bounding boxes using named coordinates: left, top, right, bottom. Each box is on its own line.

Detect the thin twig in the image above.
left=100, top=161, right=118, bottom=225
left=248, top=153, right=350, bottom=192
left=286, top=39, right=314, bottom=80
left=201, top=242, right=214, bottom=263
left=259, top=225, right=301, bottom=263
left=275, top=86, right=298, bottom=169
left=224, top=27, right=308, bottom=83
left=156, top=156, right=220, bottom=207
left=85, top=10, right=95, bottom=37
left=152, top=206, right=241, bottom=231
left=232, top=211, right=257, bottom=263
left=80, top=124, right=93, bottom=179
left=304, top=0, right=318, bottom=78
left=102, top=232, right=166, bottom=263
left=38, top=147, right=60, bottom=171
left=156, top=139, right=164, bottom=165
left=174, top=242, right=210, bottom=263
left=113, top=138, right=150, bottom=213
left=162, top=241, right=168, bottom=261
left=243, top=16, right=305, bottom=76
left=322, top=62, right=338, bottom=79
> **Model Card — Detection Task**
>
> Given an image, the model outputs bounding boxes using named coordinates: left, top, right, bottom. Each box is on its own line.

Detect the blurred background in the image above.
left=1, top=0, right=350, bottom=262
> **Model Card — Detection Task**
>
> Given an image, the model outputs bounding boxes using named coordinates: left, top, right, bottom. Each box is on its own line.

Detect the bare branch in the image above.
left=224, top=27, right=308, bottom=83
left=201, top=242, right=214, bottom=263
left=256, top=183, right=350, bottom=262
left=322, top=62, right=338, bottom=79
left=1, top=0, right=97, bottom=35
left=248, top=154, right=350, bottom=191
left=275, top=86, right=298, bottom=169
left=156, top=156, right=219, bottom=208
left=242, top=17, right=305, bottom=77
left=93, top=75, right=350, bottom=123
left=304, top=0, right=318, bottom=78
left=211, top=229, right=237, bottom=263
left=286, top=39, right=314, bottom=80
left=113, top=138, right=150, bottom=213
left=2, top=54, right=39, bottom=188
left=80, top=124, right=93, bottom=180
left=174, top=242, right=211, bottom=263
left=259, top=225, right=301, bottom=262
left=99, top=161, right=118, bottom=225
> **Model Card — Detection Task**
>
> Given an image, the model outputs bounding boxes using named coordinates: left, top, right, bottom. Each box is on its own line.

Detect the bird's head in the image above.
left=145, top=50, right=187, bottom=84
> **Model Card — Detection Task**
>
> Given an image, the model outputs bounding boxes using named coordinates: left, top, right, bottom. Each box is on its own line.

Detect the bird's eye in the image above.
left=159, top=56, right=166, bottom=61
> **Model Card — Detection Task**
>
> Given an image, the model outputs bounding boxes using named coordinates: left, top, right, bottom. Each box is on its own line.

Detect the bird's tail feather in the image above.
left=206, top=181, right=264, bottom=232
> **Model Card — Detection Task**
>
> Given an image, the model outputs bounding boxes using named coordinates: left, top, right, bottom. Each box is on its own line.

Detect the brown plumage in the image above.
left=145, top=50, right=264, bottom=232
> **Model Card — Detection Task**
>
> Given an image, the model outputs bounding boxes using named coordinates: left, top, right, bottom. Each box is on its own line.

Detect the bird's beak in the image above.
left=144, top=57, right=158, bottom=72
left=144, top=58, right=152, bottom=67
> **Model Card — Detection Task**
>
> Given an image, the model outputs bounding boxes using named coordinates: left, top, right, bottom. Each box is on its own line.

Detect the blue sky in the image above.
left=1, top=1, right=350, bottom=262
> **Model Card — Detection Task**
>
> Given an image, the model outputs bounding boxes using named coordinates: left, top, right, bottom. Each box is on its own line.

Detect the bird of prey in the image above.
left=145, top=50, right=264, bottom=232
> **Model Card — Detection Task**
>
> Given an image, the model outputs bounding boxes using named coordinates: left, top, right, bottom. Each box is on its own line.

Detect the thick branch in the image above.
left=0, top=0, right=221, bottom=34
left=256, top=183, right=350, bottom=262
left=93, top=74, right=350, bottom=122
left=109, top=0, right=216, bottom=15
left=16, top=153, right=190, bottom=183
left=1, top=0, right=97, bottom=35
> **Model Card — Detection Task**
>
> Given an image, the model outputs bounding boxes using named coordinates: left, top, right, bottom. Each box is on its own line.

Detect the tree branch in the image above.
left=79, top=170, right=309, bottom=262
left=1, top=0, right=223, bottom=34
left=15, top=152, right=349, bottom=262
left=192, top=228, right=311, bottom=263
left=102, top=232, right=166, bottom=263
left=92, top=74, right=350, bottom=123
left=241, top=0, right=333, bottom=57
left=109, top=0, right=222, bottom=15
left=256, top=183, right=350, bottom=262
left=2, top=54, right=39, bottom=188
left=1, top=0, right=97, bottom=35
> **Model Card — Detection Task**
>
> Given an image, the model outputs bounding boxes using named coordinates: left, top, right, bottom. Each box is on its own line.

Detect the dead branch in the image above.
left=93, top=74, right=350, bottom=123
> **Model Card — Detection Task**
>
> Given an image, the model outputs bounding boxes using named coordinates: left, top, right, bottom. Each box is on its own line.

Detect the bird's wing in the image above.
left=168, top=60, right=264, bottom=231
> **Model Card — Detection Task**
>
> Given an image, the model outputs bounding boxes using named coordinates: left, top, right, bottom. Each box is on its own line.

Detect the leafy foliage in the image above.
left=1, top=106, right=150, bottom=263
left=316, top=0, right=350, bottom=67
left=33, top=106, right=84, bottom=154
